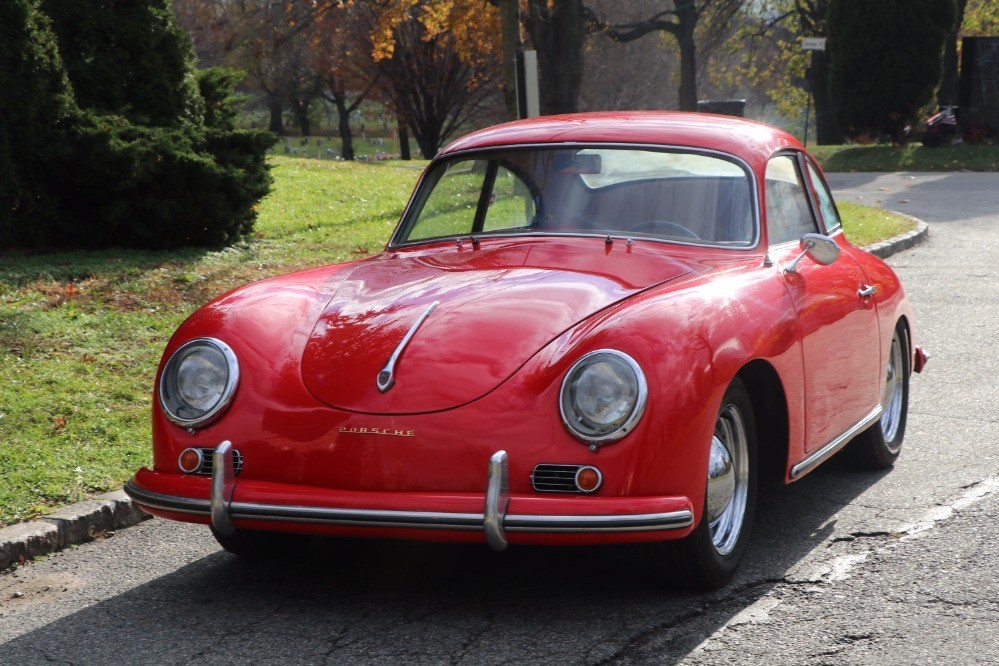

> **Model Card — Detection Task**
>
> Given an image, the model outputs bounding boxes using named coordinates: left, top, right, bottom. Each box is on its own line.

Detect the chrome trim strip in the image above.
left=377, top=300, right=439, bottom=393
left=124, top=480, right=211, bottom=515
left=210, top=441, right=237, bottom=536
left=790, top=406, right=883, bottom=479
left=484, top=451, right=510, bottom=550
left=505, top=510, right=693, bottom=533
left=231, top=503, right=485, bottom=529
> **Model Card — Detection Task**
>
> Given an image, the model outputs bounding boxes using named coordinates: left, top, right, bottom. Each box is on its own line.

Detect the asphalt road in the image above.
left=1, top=172, right=997, bottom=665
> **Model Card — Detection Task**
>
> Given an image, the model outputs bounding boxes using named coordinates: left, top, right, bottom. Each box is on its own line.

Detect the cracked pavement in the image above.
left=1, top=173, right=998, bottom=664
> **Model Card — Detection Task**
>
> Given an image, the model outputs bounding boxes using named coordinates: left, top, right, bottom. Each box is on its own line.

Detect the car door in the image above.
left=764, top=153, right=882, bottom=455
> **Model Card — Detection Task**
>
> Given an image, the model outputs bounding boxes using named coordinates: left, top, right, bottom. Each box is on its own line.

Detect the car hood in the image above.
left=301, top=239, right=691, bottom=414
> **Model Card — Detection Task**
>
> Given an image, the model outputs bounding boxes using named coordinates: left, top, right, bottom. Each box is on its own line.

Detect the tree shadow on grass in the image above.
left=0, top=246, right=213, bottom=288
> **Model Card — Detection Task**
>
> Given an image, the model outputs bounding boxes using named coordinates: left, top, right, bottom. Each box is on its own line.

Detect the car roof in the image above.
left=440, top=111, right=803, bottom=172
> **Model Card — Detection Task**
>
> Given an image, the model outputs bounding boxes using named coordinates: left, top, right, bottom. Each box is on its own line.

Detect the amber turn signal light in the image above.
left=178, top=448, right=203, bottom=473
left=575, top=466, right=603, bottom=493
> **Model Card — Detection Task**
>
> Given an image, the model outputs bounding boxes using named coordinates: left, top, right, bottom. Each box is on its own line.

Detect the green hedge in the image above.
left=1, top=0, right=275, bottom=251
left=41, top=116, right=274, bottom=249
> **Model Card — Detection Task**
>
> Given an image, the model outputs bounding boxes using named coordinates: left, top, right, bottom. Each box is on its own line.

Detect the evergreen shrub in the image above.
left=828, top=0, right=957, bottom=145
left=1, top=0, right=276, bottom=250
left=0, top=0, right=75, bottom=247
left=47, top=116, right=274, bottom=249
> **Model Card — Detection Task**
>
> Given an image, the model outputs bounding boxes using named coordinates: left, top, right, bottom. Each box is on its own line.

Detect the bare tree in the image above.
left=580, top=0, right=680, bottom=110
left=173, top=0, right=335, bottom=135
left=588, top=0, right=745, bottom=111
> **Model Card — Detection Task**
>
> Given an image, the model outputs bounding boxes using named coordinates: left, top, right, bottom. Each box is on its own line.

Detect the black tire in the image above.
left=844, top=325, right=909, bottom=469
left=210, top=526, right=312, bottom=559
left=652, top=377, right=758, bottom=589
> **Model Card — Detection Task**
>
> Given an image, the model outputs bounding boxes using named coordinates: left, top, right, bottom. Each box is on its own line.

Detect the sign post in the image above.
left=515, top=48, right=540, bottom=119
left=801, top=38, right=827, bottom=146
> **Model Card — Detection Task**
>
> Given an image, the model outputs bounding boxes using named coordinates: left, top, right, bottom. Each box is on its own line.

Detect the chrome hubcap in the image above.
left=707, top=403, right=749, bottom=556
left=880, top=332, right=904, bottom=448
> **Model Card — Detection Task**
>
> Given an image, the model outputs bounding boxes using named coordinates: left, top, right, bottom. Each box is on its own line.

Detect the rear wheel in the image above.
left=211, top=526, right=311, bottom=559
left=845, top=325, right=909, bottom=469
left=653, top=377, right=758, bottom=589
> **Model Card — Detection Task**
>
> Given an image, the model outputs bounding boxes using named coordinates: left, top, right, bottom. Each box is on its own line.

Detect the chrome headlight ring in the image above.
left=559, top=349, right=648, bottom=446
left=158, top=337, right=239, bottom=429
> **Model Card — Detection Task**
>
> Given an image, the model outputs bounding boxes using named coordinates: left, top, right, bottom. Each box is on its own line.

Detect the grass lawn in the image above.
left=811, top=142, right=999, bottom=172
left=0, top=156, right=914, bottom=526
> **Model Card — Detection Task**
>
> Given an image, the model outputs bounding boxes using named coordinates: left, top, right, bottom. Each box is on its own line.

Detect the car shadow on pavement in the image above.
left=1, top=458, right=891, bottom=665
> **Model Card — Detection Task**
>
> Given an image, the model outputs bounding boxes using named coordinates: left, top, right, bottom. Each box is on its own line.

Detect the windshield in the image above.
left=393, top=147, right=756, bottom=247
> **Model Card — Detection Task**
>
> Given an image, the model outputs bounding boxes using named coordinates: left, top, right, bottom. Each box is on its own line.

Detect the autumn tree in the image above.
left=173, top=0, right=331, bottom=135
left=369, top=0, right=503, bottom=158
left=963, top=0, right=999, bottom=33
left=169, top=0, right=234, bottom=68
left=828, top=0, right=957, bottom=144
left=727, top=1, right=841, bottom=143
left=310, top=1, right=380, bottom=160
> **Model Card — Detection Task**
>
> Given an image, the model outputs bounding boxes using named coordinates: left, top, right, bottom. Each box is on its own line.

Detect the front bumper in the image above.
left=125, top=443, right=695, bottom=549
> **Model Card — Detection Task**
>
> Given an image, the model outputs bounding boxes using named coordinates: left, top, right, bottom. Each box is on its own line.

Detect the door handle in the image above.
left=858, top=284, right=878, bottom=297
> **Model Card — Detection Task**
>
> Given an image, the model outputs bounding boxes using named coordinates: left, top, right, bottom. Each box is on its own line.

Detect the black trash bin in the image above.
left=696, top=99, right=746, bottom=118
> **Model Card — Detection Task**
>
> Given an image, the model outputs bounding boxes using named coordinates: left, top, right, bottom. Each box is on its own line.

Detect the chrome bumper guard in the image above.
left=125, top=446, right=694, bottom=551
left=210, top=441, right=237, bottom=536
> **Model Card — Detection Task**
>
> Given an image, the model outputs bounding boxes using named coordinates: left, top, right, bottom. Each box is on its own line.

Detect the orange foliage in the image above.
left=368, top=0, right=501, bottom=67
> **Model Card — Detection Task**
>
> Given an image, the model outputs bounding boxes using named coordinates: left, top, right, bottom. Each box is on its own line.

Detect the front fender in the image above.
left=522, top=259, right=804, bottom=521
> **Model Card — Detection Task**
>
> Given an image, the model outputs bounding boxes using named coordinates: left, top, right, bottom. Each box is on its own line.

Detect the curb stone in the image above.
left=862, top=215, right=929, bottom=259
left=0, top=218, right=930, bottom=573
left=1, top=491, right=150, bottom=571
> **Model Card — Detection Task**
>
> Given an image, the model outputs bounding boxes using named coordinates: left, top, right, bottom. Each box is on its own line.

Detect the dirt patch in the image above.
left=0, top=570, right=84, bottom=611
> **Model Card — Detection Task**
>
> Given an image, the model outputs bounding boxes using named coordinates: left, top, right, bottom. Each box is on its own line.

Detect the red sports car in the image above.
left=126, top=112, right=927, bottom=588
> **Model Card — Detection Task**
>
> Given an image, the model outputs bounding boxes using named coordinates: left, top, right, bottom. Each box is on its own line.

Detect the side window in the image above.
left=406, top=160, right=487, bottom=241
left=482, top=165, right=536, bottom=232
left=806, top=162, right=842, bottom=232
left=765, top=155, right=817, bottom=245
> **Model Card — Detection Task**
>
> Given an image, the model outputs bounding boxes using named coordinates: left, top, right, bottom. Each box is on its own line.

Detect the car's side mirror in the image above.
left=784, top=233, right=839, bottom=273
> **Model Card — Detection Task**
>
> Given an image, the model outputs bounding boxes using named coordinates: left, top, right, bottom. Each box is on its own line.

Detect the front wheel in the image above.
left=845, top=325, right=909, bottom=469
left=652, top=377, right=758, bottom=589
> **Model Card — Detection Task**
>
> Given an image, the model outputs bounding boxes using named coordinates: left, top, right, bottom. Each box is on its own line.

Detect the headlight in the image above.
left=159, top=338, right=239, bottom=429
left=559, top=350, right=647, bottom=445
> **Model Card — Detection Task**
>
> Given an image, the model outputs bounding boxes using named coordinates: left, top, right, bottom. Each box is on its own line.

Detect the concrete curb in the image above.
left=862, top=215, right=930, bottom=259
left=0, top=491, right=150, bottom=571
left=0, top=219, right=931, bottom=573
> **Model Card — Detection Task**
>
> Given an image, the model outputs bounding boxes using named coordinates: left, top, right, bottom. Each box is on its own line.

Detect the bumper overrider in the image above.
left=124, top=442, right=695, bottom=550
